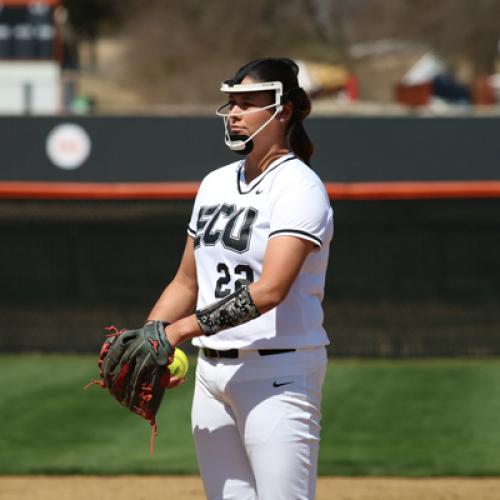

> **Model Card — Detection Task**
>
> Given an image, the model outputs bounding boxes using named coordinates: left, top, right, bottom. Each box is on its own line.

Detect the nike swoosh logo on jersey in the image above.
left=255, top=189, right=264, bottom=194
left=273, top=381, right=294, bottom=387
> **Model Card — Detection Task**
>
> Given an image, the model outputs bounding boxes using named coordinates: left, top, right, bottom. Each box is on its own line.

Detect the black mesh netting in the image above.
left=1, top=198, right=499, bottom=356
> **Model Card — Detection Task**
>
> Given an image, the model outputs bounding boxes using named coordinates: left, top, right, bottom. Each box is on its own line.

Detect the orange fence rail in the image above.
left=1, top=180, right=500, bottom=200
left=325, top=181, right=500, bottom=200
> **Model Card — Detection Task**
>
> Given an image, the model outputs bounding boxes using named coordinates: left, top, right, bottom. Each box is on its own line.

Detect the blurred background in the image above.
left=0, top=0, right=500, bottom=485
left=1, top=0, right=500, bottom=114
left=0, top=0, right=499, bottom=356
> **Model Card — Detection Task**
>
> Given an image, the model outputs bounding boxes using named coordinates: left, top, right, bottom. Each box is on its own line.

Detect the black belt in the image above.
left=202, top=348, right=295, bottom=359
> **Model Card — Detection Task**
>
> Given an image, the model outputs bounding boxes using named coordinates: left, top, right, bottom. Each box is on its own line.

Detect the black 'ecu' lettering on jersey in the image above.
left=194, top=204, right=258, bottom=253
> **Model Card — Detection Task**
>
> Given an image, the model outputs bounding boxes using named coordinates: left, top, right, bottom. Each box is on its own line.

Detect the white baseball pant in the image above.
left=191, top=346, right=328, bottom=500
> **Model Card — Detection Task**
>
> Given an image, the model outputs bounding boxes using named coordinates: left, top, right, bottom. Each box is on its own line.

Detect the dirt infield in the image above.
left=1, top=476, right=499, bottom=500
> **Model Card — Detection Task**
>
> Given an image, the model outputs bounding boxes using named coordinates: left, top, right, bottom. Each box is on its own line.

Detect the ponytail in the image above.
left=286, top=88, right=314, bottom=165
left=289, top=120, right=314, bottom=166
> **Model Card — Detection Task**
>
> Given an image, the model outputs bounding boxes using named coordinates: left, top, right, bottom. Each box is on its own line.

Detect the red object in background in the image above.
left=471, top=76, right=496, bottom=105
left=395, top=82, right=433, bottom=106
left=345, top=75, right=359, bottom=101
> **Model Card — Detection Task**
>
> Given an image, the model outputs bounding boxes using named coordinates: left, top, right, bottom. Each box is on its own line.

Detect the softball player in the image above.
left=148, top=58, right=333, bottom=499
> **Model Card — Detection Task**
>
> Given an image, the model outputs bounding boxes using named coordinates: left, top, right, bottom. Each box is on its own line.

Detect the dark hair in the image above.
left=229, top=58, right=314, bottom=165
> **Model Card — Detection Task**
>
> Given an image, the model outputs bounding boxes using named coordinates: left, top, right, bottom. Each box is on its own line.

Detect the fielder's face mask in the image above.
left=216, top=81, right=284, bottom=155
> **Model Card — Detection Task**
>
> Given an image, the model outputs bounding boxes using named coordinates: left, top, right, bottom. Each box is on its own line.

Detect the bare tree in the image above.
left=99, top=0, right=499, bottom=104
left=119, top=0, right=340, bottom=103
left=407, top=0, right=500, bottom=74
left=345, top=0, right=500, bottom=75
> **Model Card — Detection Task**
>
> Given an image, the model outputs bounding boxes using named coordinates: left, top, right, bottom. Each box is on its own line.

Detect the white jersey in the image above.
left=187, top=153, right=334, bottom=350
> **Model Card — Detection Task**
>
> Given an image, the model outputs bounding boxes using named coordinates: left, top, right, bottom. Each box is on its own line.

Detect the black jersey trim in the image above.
left=187, top=225, right=196, bottom=237
left=268, top=229, right=322, bottom=247
left=237, top=155, right=296, bottom=195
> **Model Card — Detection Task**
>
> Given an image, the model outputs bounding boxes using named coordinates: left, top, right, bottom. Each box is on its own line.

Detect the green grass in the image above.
left=1, top=355, right=500, bottom=476
left=320, top=359, right=500, bottom=476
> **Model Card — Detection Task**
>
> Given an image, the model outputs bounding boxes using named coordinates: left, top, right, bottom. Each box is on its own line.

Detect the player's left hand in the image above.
left=85, top=320, right=174, bottom=453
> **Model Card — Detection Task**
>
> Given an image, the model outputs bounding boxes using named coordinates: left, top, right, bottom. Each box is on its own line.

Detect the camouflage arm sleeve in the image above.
left=195, top=285, right=260, bottom=336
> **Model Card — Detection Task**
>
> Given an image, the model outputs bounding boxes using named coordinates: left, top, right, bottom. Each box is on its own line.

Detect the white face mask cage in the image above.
left=216, top=81, right=284, bottom=152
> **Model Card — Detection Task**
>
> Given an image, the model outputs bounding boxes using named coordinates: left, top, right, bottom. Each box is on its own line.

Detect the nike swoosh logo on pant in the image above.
left=273, top=381, right=293, bottom=387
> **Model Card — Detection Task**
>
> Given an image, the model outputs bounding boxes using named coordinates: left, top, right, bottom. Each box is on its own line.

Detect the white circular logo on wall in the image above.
left=46, top=123, right=91, bottom=170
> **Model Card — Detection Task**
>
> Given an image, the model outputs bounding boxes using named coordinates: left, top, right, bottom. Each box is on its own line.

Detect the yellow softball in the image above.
left=169, top=348, right=189, bottom=379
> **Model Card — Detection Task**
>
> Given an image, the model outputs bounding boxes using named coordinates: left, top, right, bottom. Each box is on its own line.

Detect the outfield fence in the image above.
left=1, top=197, right=499, bottom=356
